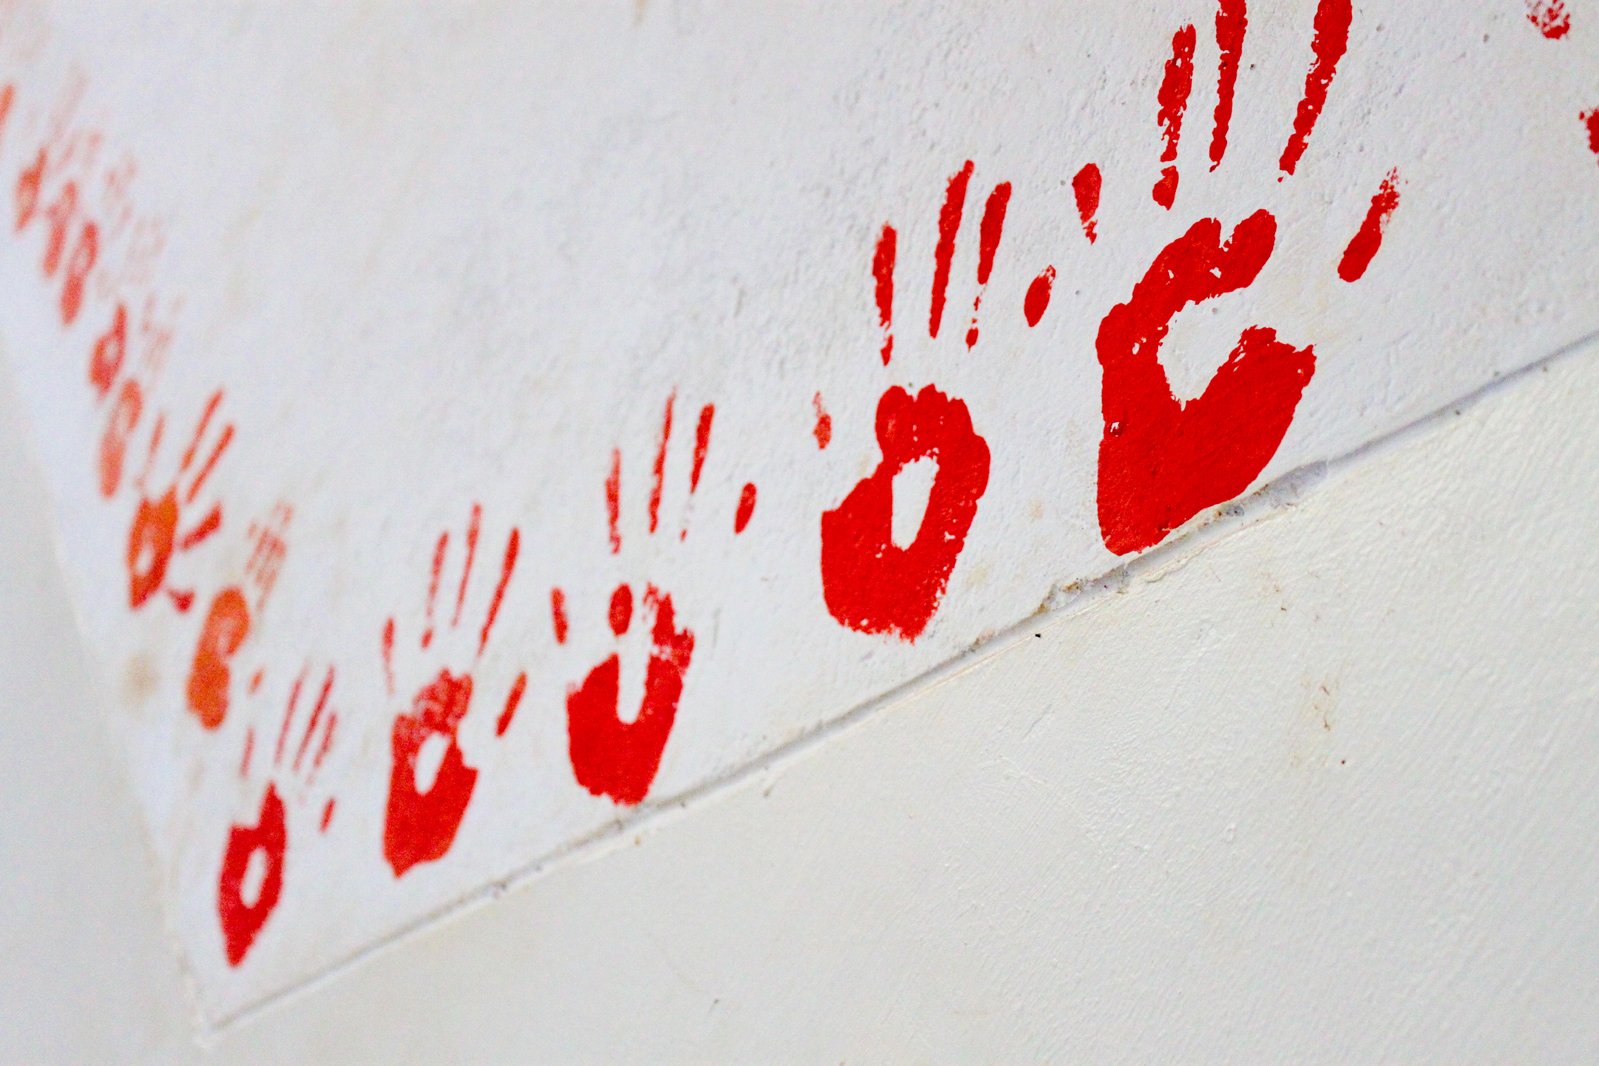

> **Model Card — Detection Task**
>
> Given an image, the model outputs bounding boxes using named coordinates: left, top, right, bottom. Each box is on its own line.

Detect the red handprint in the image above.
left=217, top=783, right=284, bottom=968
left=14, top=136, right=101, bottom=327
left=1022, top=0, right=1399, bottom=555
left=217, top=664, right=339, bottom=967
left=124, top=388, right=233, bottom=611
left=186, top=504, right=291, bottom=730
left=555, top=393, right=751, bottom=806
left=1526, top=0, right=1572, bottom=38
left=1095, top=212, right=1314, bottom=554
left=820, top=385, right=990, bottom=640
left=819, top=163, right=998, bottom=641
left=381, top=504, right=523, bottom=877
left=565, top=582, right=693, bottom=806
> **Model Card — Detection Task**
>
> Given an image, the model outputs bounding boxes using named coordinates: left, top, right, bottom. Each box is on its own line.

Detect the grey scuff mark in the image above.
left=207, top=324, right=1599, bottom=1034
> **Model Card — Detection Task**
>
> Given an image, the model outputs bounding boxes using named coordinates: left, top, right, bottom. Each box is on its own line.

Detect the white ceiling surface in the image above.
left=3, top=338, right=1597, bottom=1060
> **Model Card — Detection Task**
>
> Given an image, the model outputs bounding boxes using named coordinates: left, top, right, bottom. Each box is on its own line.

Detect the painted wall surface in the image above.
left=0, top=0, right=1595, bottom=1031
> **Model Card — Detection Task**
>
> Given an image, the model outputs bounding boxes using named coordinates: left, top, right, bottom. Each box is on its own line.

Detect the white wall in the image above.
left=2, top=0, right=1599, bottom=1059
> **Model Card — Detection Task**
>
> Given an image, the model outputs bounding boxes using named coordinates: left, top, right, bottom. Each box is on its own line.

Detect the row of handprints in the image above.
left=0, top=0, right=1591, bottom=973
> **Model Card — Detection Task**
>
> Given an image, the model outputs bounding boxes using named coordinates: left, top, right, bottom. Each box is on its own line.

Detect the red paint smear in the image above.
left=217, top=783, right=285, bottom=966
left=239, top=727, right=255, bottom=778
left=384, top=669, right=478, bottom=877
left=0, top=84, right=12, bottom=154
left=1072, top=164, right=1101, bottom=243
left=453, top=502, right=481, bottom=627
left=648, top=392, right=676, bottom=535
left=167, top=588, right=194, bottom=612
left=275, top=667, right=306, bottom=766
left=249, top=668, right=264, bottom=695
left=1279, top=0, right=1352, bottom=176
left=187, top=588, right=251, bottom=730
left=477, top=528, right=519, bottom=655
left=606, top=448, right=622, bottom=554
left=551, top=587, right=570, bottom=644
left=1583, top=108, right=1599, bottom=160
left=929, top=161, right=974, bottom=339
left=820, top=385, right=990, bottom=640
left=812, top=392, right=833, bottom=449
left=89, top=303, right=127, bottom=399
left=312, top=712, right=337, bottom=773
left=1337, top=168, right=1401, bottom=282
left=422, top=531, right=447, bottom=649
left=566, top=586, right=694, bottom=806
left=381, top=617, right=396, bottom=695
left=734, top=482, right=757, bottom=534
left=609, top=582, right=634, bottom=636
left=99, top=378, right=143, bottom=501
left=495, top=672, right=527, bottom=736
left=1211, top=0, right=1248, bottom=170
left=689, top=403, right=714, bottom=491
left=1526, top=0, right=1572, bottom=38
left=293, top=667, right=335, bottom=772
left=1096, top=211, right=1315, bottom=555
left=873, top=224, right=896, bottom=363
left=178, top=503, right=222, bottom=552
left=1024, top=267, right=1055, bottom=328
left=1153, top=24, right=1198, bottom=209
left=319, top=798, right=335, bottom=833
left=966, top=182, right=1012, bottom=350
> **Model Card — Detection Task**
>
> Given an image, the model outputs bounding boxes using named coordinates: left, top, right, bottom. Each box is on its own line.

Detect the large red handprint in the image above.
left=1026, top=0, right=1401, bottom=554
left=819, top=164, right=999, bottom=641
left=820, top=384, right=989, bottom=639
left=1096, top=211, right=1314, bottom=554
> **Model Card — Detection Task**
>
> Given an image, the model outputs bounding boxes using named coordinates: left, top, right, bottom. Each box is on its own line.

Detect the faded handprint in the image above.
left=124, top=388, right=233, bottom=611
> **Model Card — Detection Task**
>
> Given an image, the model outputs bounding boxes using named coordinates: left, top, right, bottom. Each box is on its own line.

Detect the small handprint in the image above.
left=820, top=164, right=997, bottom=641
left=216, top=663, right=339, bottom=967
left=381, top=504, right=523, bottom=877
left=555, top=393, right=751, bottom=806
left=93, top=297, right=179, bottom=500
left=124, top=388, right=233, bottom=611
left=186, top=503, right=291, bottom=729
left=1526, top=0, right=1572, bottom=38
left=14, top=132, right=102, bottom=327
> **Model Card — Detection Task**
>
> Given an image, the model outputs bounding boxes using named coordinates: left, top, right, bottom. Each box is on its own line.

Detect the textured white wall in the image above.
left=1, top=0, right=1598, bottom=1059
